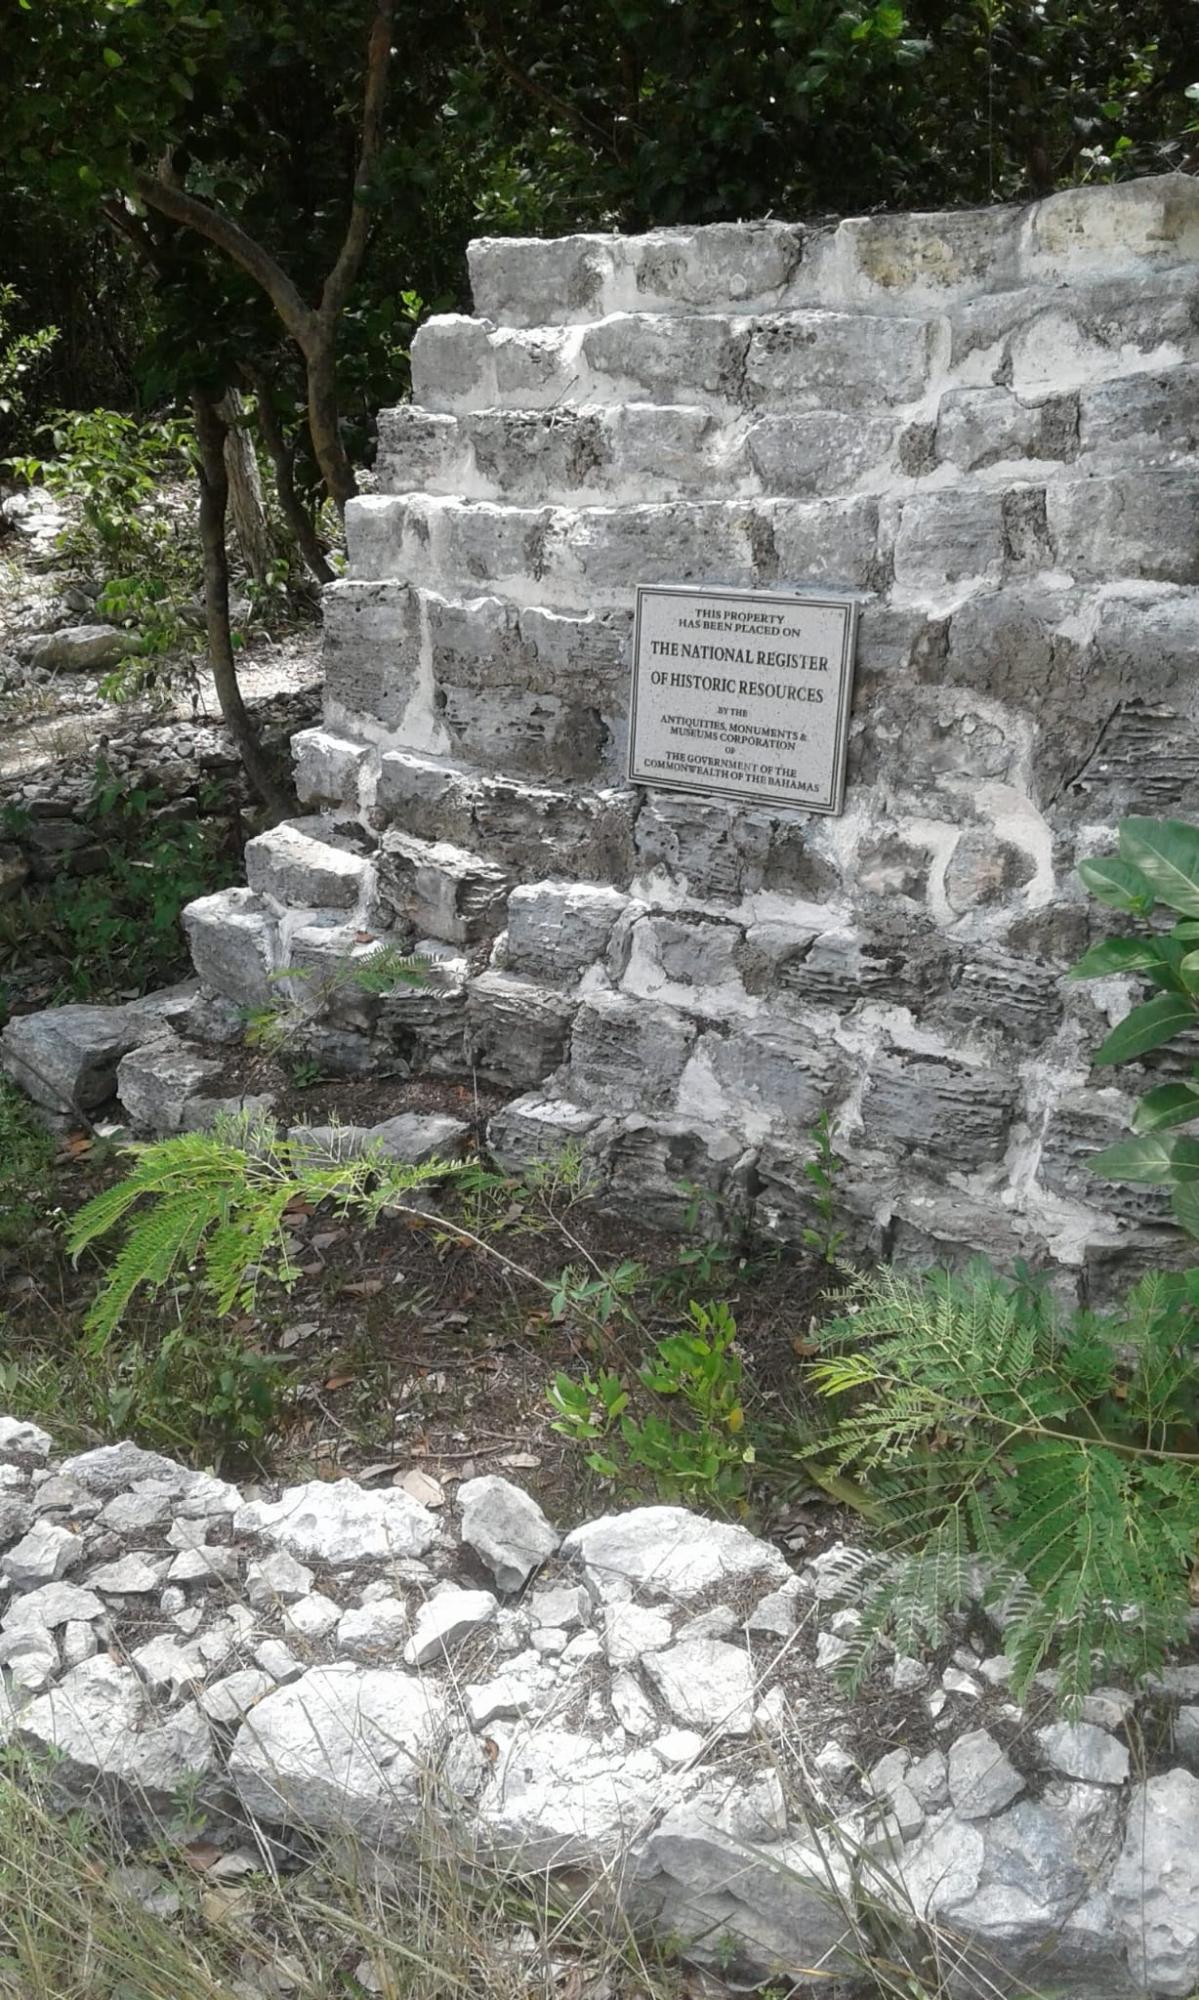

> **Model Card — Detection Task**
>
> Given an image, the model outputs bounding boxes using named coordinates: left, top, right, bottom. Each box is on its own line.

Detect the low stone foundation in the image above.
left=1, top=1413, right=1197, bottom=1994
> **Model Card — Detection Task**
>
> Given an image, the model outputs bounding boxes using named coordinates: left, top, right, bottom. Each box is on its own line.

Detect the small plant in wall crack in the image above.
left=801, top=1110, right=849, bottom=1267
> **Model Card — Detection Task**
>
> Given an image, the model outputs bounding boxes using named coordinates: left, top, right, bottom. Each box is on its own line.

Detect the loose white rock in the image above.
left=457, top=1477, right=559, bottom=1593
left=563, top=1505, right=789, bottom=1607
left=1110, top=1768, right=1199, bottom=1995
left=643, top=1637, right=755, bottom=1738
left=199, top=1668, right=275, bottom=1724
left=609, top=1669, right=658, bottom=1738
left=0, top=1417, right=52, bottom=1461
left=167, top=1545, right=240, bottom=1585
left=283, top=1593, right=342, bottom=1642
left=653, top=1727, right=705, bottom=1767
left=601, top=1602, right=673, bottom=1668
left=3, top=1581, right=103, bottom=1629
left=254, top=1638, right=304, bottom=1684
left=464, top=1674, right=536, bottom=1729
left=529, top=1584, right=589, bottom=1632
left=132, top=1635, right=204, bottom=1694
left=745, top=1575, right=804, bottom=1637
left=99, top=1488, right=173, bottom=1535
left=336, top=1598, right=408, bottom=1658
left=88, top=1553, right=170, bottom=1595
left=245, top=1551, right=315, bottom=1609
left=61, top=1619, right=98, bottom=1668
left=1036, top=1720, right=1130, bottom=1786
left=404, top=1588, right=497, bottom=1666
left=947, top=1728, right=1025, bottom=1820
left=17, top=1657, right=212, bottom=1797
left=2, top=1520, right=83, bottom=1586
left=235, top=1480, right=438, bottom=1565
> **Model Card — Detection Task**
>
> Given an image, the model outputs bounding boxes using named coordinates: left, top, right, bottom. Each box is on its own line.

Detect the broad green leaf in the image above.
left=1091, top=1135, right=1199, bottom=1184
left=1172, top=1179, right=1199, bottom=1239
left=1093, top=992, right=1198, bottom=1066
left=1066, top=937, right=1165, bottom=980
left=1172, top=921, right=1199, bottom=941
left=1182, top=950, right=1199, bottom=994
left=1132, top=1083, right=1199, bottom=1133
left=1077, top=855, right=1154, bottom=913
left=1119, top=819, right=1199, bottom=917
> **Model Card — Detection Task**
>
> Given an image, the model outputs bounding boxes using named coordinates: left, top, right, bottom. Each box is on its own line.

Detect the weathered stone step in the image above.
left=378, top=363, right=1199, bottom=506
left=410, top=273, right=1196, bottom=420
left=467, top=174, right=1198, bottom=326
left=345, top=470, right=1199, bottom=612
left=245, top=818, right=375, bottom=912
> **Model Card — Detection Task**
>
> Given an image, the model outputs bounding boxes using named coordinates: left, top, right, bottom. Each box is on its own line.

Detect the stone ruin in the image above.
left=2, top=1411, right=1199, bottom=1997
left=9, top=171, right=1195, bottom=1294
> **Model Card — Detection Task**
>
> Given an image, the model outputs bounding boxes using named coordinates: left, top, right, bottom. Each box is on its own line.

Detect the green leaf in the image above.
left=1172, top=1179, right=1199, bottom=1238
left=1093, top=992, right=1198, bottom=1066
left=1132, top=1083, right=1199, bottom=1134
left=1077, top=855, right=1154, bottom=914
left=1119, top=819, right=1199, bottom=917
left=1091, top=1135, right=1199, bottom=1185
left=101, top=47, right=123, bottom=68
left=1067, top=937, right=1165, bottom=980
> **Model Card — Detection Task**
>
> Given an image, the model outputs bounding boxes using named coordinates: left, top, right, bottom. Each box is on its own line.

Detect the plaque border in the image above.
left=627, top=583, right=860, bottom=816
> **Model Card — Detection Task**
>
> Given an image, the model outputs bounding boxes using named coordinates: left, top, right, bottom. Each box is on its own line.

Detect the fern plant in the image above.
left=796, top=1260, right=1199, bottom=1711
left=67, top=1118, right=466, bottom=1349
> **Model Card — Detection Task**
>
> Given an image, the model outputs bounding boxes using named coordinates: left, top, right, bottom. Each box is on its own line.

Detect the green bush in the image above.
left=798, top=1259, right=1199, bottom=1710
left=1069, top=815, right=1199, bottom=1234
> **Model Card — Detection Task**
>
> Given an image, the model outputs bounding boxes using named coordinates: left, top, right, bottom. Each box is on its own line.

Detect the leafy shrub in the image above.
left=1070, top=815, right=1199, bottom=1234
left=799, top=1260, right=1199, bottom=1710
left=0, top=1076, right=55, bottom=1246
left=67, top=1120, right=469, bottom=1348
left=549, top=1298, right=757, bottom=1512
left=0, top=285, right=57, bottom=455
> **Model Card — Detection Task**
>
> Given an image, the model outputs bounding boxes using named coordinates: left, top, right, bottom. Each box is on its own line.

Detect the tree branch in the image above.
left=319, top=0, right=394, bottom=325
left=135, top=173, right=317, bottom=351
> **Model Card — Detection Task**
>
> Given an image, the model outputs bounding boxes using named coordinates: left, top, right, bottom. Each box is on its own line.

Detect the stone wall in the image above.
left=183, top=174, right=1199, bottom=1293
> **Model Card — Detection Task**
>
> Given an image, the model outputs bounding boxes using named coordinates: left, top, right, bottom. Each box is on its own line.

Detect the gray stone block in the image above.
left=705, top=1021, right=843, bottom=1128
left=948, top=277, right=1199, bottom=395
left=634, top=796, right=773, bottom=901
left=745, top=411, right=897, bottom=496
left=936, top=387, right=1078, bottom=471
left=893, top=488, right=1007, bottom=589
left=602, top=1116, right=754, bottom=1237
left=762, top=495, right=884, bottom=591
left=1046, top=469, right=1199, bottom=584
left=839, top=202, right=1023, bottom=303
left=486, top=1094, right=609, bottom=1176
left=744, top=310, right=934, bottom=408
left=292, top=728, right=369, bottom=811
left=282, top=918, right=390, bottom=1029
left=862, top=1048, right=1016, bottom=1167
left=373, top=960, right=468, bottom=1075
left=581, top=313, right=750, bottom=404
left=465, top=970, right=576, bottom=1088
left=0, top=1003, right=162, bottom=1113
left=622, top=913, right=745, bottom=1002
left=374, top=406, right=459, bottom=491
left=290, top=1113, right=468, bottom=1167
left=321, top=580, right=421, bottom=730
left=440, top=685, right=609, bottom=781
left=568, top=993, right=696, bottom=1111
left=1039, top=1087, right=1170, bottom=1225
left=1022, top=171, right=1199, bottom=283
left=505, top=882, right=629, bottom=981
left=245, top=823, right=372, bottom=911
left=421, top=405, right=721, bottom=506
left=1065, top=700, right=1199, bottom=820
left=468, top=222, right=806, bottom=326
left=1078, top=364, right=1199, bottom=462
left=182, top=888, right=276, bottom=1008
left=410, top=313, right=496, bottom=412
left=473, top=779, right=636, bottom=885
left=426, top=592, right=630, bottom=697
left=935, top=949, right=1062, bottom=1043
left=376, top=751, right=479, bottom=843
left=116, top=1038, right=221, bottom=1133
left=376, top=832, right=508, bottom=945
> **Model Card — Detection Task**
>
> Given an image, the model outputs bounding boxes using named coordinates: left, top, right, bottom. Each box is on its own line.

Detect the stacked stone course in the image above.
left=153, top=178, right=1199, bottom=1283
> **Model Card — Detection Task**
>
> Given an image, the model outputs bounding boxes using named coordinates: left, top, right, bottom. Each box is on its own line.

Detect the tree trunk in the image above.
left=218, top=387, right=274, bottom=587
left=306, top=324, right=357, bottom=517
left=245, top=365, right=334, bottom=584
left=190, top=390, right=293, bottom=818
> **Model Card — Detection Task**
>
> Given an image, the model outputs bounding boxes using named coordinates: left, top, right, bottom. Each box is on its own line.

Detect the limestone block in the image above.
left=474, top=778, right=637, bottom=885
left=581, top=312, right=750, bottom=403
left=0, top=1002, right=162, bottom=1113
left=492, top=322, right=574, bottom=404
left=935, top=386, right=1079, bottom=470
left=281, top=918, right=385, bottom=1029
left=1038, top=1087, right=1170, bottom=1226
left=289, top=1113, right=469, bottom=1168
left=1078, top=364, right=1199, bottom=462
left=838, top=202, right=1022, bottom=303
left=943, top=828, right=1037, bottom=914
left=410, top=312, right=496, bottom=412
left=1109, top=1768, right=1199, bottom=1995
left=948, top=279, right=1199, bottom=396
left=17, top=1657, right=212, bottom=1804
left=116, top=1037, right=221, bottom=1133
left=469, top=221, right=806, bottom=325
left=893, top=487, right=1008, bottom=589
left=234, top=1479, right=437, bottom=1565
left=1066, top=700, right=1199, bottom=821
left=563, top=1504, right=788, bottom=1608
left=1022, top=171, right=1199, bottom=283
left=321, top=579, right=421, bottom=729
left=602, top=1116, right=754, bottom=1235
left=440, top=684, right=610, bottom=782
left=761, top=494, right=883, bottom=590
left=459, top=405, right=719, bottom=505
left=182, top=887, right=276, bottom=1008
left=888, top=1185, right=1036, bottom=1277
left=744, top=309, right=934, bottom=407
left=376, top=831, right=509, bottom=945
left=375, top=750, right=479, bottom=842
left=745, top=410, right=897, bottom=495
left=486, top=1094, right=609, bottom=1177
left=247, top=823, right=373, bottom=913
left=292, top=727, right=370, bottom=811
left=465, top=970, right=576, bottom=1088
left=862, top=1048, right=1016, bottom=1167
left=934, top=948, right=1062, bottom=1043
left=1047, top=469, right=1199, bottom=584
left=426, top=592, right=630, bottom=697
left=459, top=1475, right=559, bottom=1592
left=505, top=882, right=629, bottom=981
left=568, top=992, right=695, bottom=1110
left=634, top=795, right=772, bottom=901
left=18, top=624, right=137, bottom=674
left=753, top=921, right=937, bottom=1012
left=704, top=1020, right=843, bottom=1130
left=374, top=405, right=460, bottom=491
left=553, top=499, right=758, bottom=598
left=468, top=233, right=616, bottom=325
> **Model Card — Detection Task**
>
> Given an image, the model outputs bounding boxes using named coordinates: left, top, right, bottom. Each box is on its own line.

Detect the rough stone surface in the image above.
left=458, top=1476, right=559, bottom=1592
left=234, top=1480, right=439, bottom=1565
left=563, top=1505, right=790, bottom=1606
